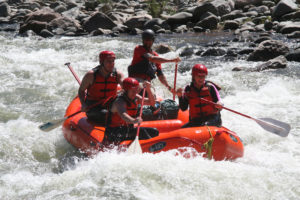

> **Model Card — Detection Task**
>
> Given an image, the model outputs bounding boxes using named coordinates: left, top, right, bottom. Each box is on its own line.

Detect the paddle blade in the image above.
left=255, top=118, right=291, bottom=137
left=127, top=136, right=142, bottom=154
left=39, top=118, right=66, bottom=132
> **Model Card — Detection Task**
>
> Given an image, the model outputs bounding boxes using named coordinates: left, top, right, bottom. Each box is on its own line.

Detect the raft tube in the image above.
left=62, top=97, right=244, bottom=161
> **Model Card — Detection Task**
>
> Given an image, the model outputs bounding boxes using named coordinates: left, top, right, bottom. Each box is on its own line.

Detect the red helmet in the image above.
left=123, top=77, right=139, bottom=91
left=99, top=51, right=116, bottom=63
left=192, top=64, right=208, bottom=76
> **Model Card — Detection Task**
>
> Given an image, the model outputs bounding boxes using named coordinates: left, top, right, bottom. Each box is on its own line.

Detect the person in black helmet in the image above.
left=128, top=29, right=181, bottom=93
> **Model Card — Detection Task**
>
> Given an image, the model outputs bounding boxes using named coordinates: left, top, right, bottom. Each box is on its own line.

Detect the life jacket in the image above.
left=108, top=93, right=138, bottom=128
left=86, top=66, right=118, bottom=104
left=128, top=45, right=160, bottom=81
left=185, top=82, right=219, bottom=120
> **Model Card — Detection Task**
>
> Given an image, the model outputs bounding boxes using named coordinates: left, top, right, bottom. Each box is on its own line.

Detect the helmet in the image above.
left=192, top=64, right=208, bottom=76
left=142, top=29, right=155, bottom=41
left=123, top=77, right=139, bottom=91
left=99, top=51, right=116, bottom=64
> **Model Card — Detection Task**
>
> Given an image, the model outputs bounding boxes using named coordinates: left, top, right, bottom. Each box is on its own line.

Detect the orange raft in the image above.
left=62, top=97, right=244, bottom=161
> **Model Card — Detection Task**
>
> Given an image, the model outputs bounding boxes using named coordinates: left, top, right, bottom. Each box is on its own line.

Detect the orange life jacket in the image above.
left=86, top=67, right=118, bottom=104
left=108, top=94, right=138, bottom=127
left=185, top=82, right=219, bottom=120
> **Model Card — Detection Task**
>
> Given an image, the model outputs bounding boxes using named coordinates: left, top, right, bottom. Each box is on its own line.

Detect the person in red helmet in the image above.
left=128, top=29, right=181, bottom=94
left=78, top=51, right=124, bottom=124
left=104, top=77, right=158, bottom=145
left=176, top=64, right=223, bottom=127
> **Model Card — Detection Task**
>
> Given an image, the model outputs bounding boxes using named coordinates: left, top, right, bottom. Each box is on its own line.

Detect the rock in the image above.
left=91, top=28, right=112, bottom=36
left=193, top=26, right=205, bottom=32
left=234, top=0, right=263, bottom=9
left=252, top=16, right=268, bottom=25
left=180, top=46, right=194, bottom=57
left=278, top=21, right=300, bottom=34
left=129, top=28, right=142, bottom=35
left=238, top=48, right=254, bottom=54
left=221, top=10, right=245, bottom=20
left=287, top=31, right=300, bottom=38
left=166, top=12, right=192, bottom=26
left=83, top=12, right=117, bottom=33
left=254, top=55, right=287, bottom=71
left=54, top=5, right=67, bottom=13
left=202, top=48, right=226, bottom=56
left=264, top=20, right=273, bottom=30
left=195, top=14, right=219, bottom=30
left=226, top=49, right=238, bottom=57
left=223, top=20, right=240, bottom=30
left=254, top=36, right=271, bottom=43
left=108, top=12, right=130, bottom=24
left=272, top=0, right=298, bottom=19
left=144, top=18, right=164, bottom=29
left=285, top=49, right=300, bottom=62
left=17, top=2, right=41, bottom=11
left=48, top=16, right=81, bottom=33
left=0, top=2, right=10, bottom=17
left=85, top=0, right=99, bottom=11
left=124, top=14, right=152, bottom=30
left=174, top=24, right=188, bottom=33
left=65, top=1, right=78, bottom=10
left=248, top=5, right=269, bottom=14
left=156, top=28, right=166, bottom=34
left=193, top=0, right=234, bottom=21
left=19, top=20, right=47, bottom=34
left=112, top=24, right=129, bottom=33
left=39, top=29, right=54, bottom=38
left=23, top=8, right=61, bottom=23
left=154, top=44, right=172, bottom=54
left=247, top=40, right=289, bottom=61
left=262, top=1, right=275, bottom=7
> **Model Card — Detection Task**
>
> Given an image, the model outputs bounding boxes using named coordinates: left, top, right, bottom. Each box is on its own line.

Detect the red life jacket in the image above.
left=185, top=82, right=219, bottom=120
left=86, top=67, right=118, bottom=104
left=108, top=94, right=138, bottom=127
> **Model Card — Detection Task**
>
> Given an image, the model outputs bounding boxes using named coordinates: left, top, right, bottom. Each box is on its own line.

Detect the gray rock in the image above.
left=23, top=8, right=61, bottom=23
left=223, top=20, right=240, bottom=30
left=124, top=14, right=152, bottom=29
left=156, top=28, right=166, bottom=34
left=129, top=28, right=142, bottom=35
left=180, top=46, right=194, bottom=57
left=248, top=40, right=289, bottom=61
left=48, top=16, right=81, bottom=33
left=39, top=29, right=54, bottom=38
left=243, top=10, right=259, bottom=17
left=17, top=2, right=41, bottom=11
left=238, top=48, right=254, bottom=54
left=166, top=12, right=192, bottom=26
left=278, top=21, right=300, bottom=34
left=254, top=36, right=271, bottom=43
left=248, top=5, right=269, bottom=14
left=272, top=0, right=298, bottom=19
left=234, top=0, right=263, bottom=9
left=0, top=2, right=10, bottom=17
left=54, top=5, right=67, bottom=13
left=91, top=28, right=112, bottom=36
left=285, top=49, right=300, bottom=62
left=221, top=10, right=245, bottom=20
left=108, top=12, right=130, bottom=24
left=144, top=18, right=164, bottom=29
left=193, top=26, right=205, bottom=32
left=112, top=24, right=129, bottom=33
left=264, top=20, right=273, bottom=30
left=202, top=48, right=226, bottom=56
left=254, top=55, right=287, bottom=71
left=85, top=0, right=99, bottom=11
left=154, top=44, right=172, bottom=54
left=195, top=14, right=219, bottom=30
left=262, top=1, right=275, bottom=7
left=83, top=12, right=117, bottom=32
left=193, top=0, right=234, bottom=21
left=287, top=31, right=300, bottom=38
left=174, top=24, right=188, bottom=33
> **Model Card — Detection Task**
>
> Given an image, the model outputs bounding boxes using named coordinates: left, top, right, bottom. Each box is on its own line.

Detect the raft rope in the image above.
left=203, top=126, right=214, bottom=160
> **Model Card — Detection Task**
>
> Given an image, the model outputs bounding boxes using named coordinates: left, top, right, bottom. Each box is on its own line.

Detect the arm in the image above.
left=111, top=98, right=142, bottom=124
left=116, top=70, right=124, bottom=87
left=176, top=88, right=189, bottom=111
left=209, top=85, right=223, bottom=110
left=78, top=71, right=94, bottom=111
left=158, top=74, right=173, bottom=92
left=144, top=53, right=181, bottom=64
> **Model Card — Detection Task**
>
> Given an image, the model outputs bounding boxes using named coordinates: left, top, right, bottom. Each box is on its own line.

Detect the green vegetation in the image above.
left=147, top=0, right=177, bottom=18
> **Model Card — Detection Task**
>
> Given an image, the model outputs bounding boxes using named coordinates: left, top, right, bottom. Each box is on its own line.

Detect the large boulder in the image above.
left=23, top=8, right=61, bottom=23
left=124, top=14, right=152, bottom=29
left=154, top=44, right=172, bottom=54
left=247, top=40, right=289, bottom=61
left=193, top=0, right=234, bottom=21
left=0, top=2, right=11, bottom=17
left=272, top=0, right=298, bottom=19
left=234, top=0, right=263, bottom=9
left=195, top=14, right=219, bottom=30
left=83, top=12, right=117, bottom=32
left=202, top=48, right=226, bottom=56
left=19, top=20, right=48, bottom=34
left=285, top=49, right=300, bottom=62
left=144, top=18, right=164, bottom=29
left=223, top=20, right=240, bottom=30
left=287, top=31, right=300, bottom=38
left=254, top=56, right=287, bottom=71
left=221, top=10, right=245, bottom=20
left=48, top=16, right=81, bottom=33
left=166, top=12, right=192, bottom=26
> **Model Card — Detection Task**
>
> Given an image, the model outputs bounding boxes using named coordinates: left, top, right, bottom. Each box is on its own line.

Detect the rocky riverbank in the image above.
left=0, top=0, right=300, bottom=69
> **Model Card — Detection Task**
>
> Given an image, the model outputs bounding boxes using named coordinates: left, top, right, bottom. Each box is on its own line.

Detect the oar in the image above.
left=127, top=88, right=146, bottom=154
left=39, top=101, right=102, bottom=132
left=200, top=98, right=291, bottom=137
left=173, top=62, right=178, bottom=100
left=65, top=62, right=81, bottom=85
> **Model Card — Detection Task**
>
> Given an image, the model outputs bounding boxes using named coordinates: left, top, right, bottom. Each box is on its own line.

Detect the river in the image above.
left=0, top=32, right=299, bottom=199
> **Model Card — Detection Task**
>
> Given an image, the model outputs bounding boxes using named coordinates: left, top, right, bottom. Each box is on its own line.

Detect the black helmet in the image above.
left=142, top=29, right=155, bottom=41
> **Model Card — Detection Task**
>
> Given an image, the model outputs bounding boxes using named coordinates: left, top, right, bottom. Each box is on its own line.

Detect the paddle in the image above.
left=39, top=101, right=103, bottom=132
left=173, top=62, right=178, bottom=100
left=127, top=88, right=146, bottom=154
left=65, top=62, right=81, bottom=84
left=200, top=98, right=291, bottom=137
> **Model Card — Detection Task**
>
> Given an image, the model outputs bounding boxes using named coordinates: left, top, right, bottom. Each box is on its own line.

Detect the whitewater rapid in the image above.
left=0, top=33, right=299, bottom=200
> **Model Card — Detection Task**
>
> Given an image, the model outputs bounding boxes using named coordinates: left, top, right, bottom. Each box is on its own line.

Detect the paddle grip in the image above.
left=65, top=62, right=81, bottom=85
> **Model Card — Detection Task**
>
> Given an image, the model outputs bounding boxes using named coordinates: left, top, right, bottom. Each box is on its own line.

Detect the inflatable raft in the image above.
left=62, top=97, right=244, bottom=161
